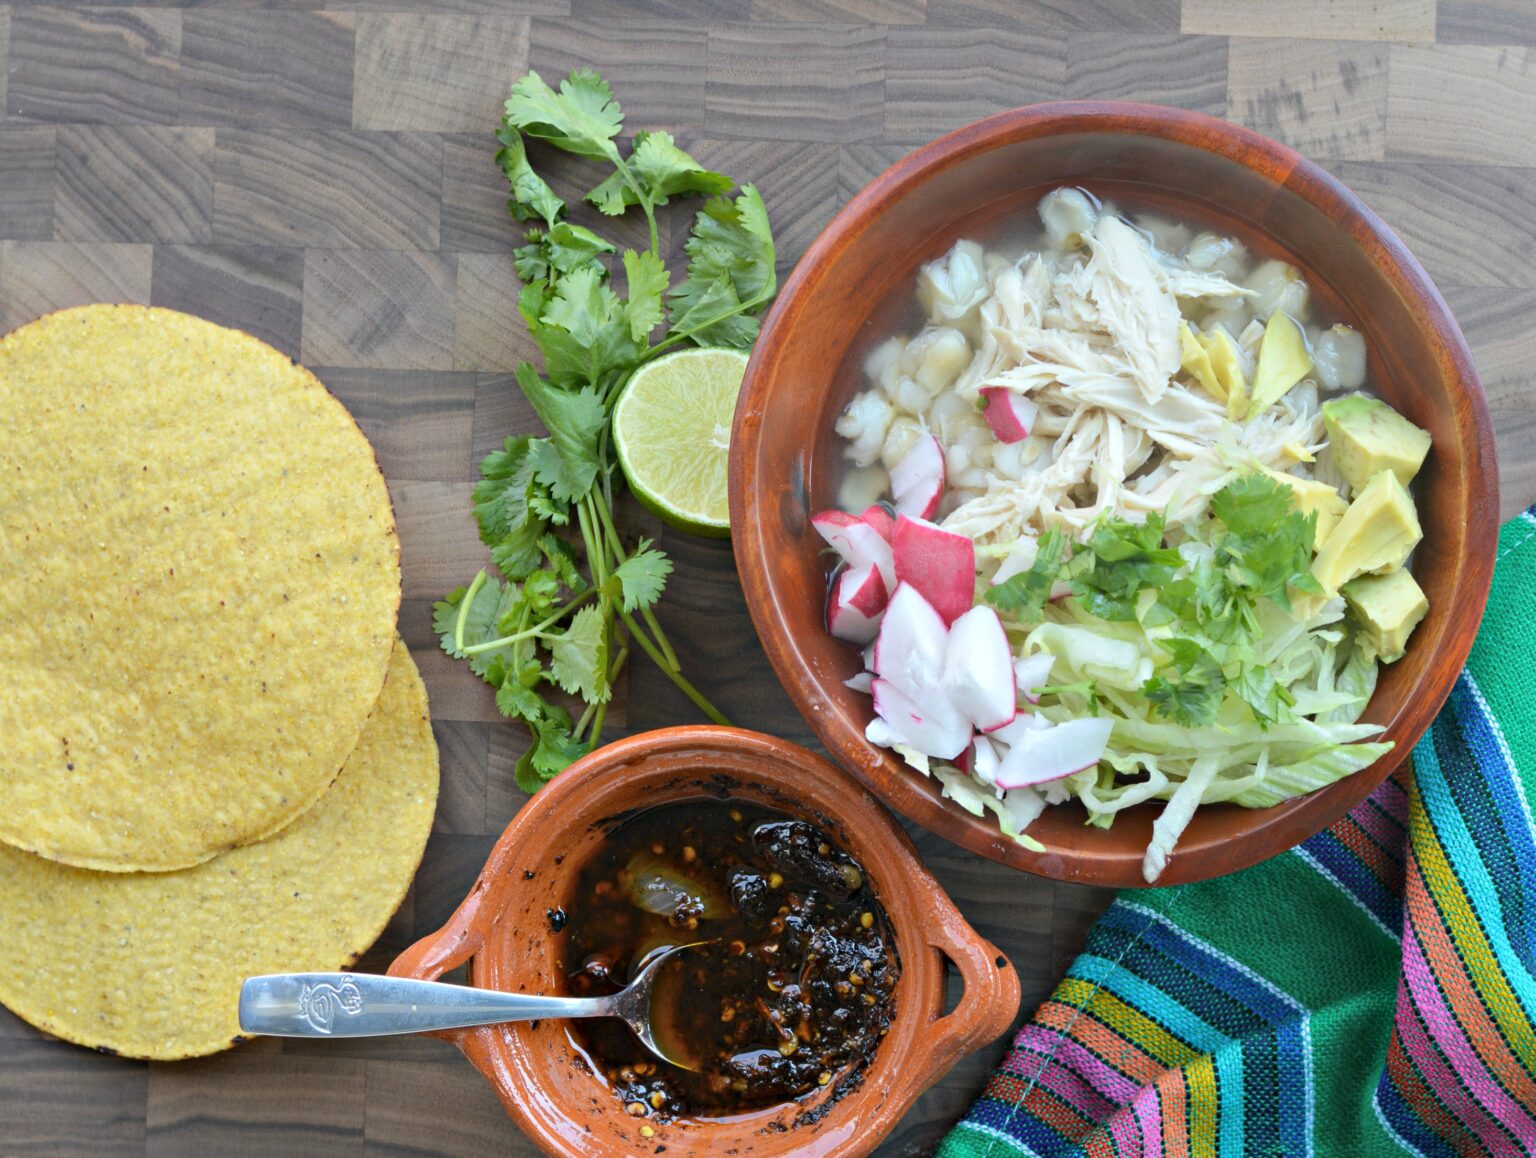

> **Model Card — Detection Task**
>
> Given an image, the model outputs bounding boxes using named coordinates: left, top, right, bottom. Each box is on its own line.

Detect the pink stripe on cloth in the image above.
left=1401, top=927, right=1536, bottom=1140
left=1014, top=1024, right=1144, bottom=1104
left=1105, top=1097, right=1146, bottom=1158
left=1393, top=973, right=1521, bottom=1153
left=1350, top=792, right=1408, bottom=856
left=1374, top=773, right=1411, bottom=824
left=1021, top=1049, right=1121, bottom=1123
left=1137, top=1081, right=1163, bottom=1157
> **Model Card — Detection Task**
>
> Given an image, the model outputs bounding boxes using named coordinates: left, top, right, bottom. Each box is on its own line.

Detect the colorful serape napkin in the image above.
left=942, top=507, right=1536, bottom=1157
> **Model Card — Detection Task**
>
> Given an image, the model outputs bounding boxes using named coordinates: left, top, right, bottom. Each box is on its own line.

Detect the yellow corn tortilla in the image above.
left=0, top=642, right=438, bottom=1060
left=0, top=305, right=400, bottom=870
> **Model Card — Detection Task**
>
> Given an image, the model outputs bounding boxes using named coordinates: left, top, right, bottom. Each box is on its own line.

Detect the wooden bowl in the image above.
left=388, top=726, right=1020, bottom=1158
left=729, top=102, right=1498, bottom=887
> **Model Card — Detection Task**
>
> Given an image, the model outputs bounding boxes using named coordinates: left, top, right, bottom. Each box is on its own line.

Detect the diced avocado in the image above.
left=1321, top=393, right=1432, bottom=492
left=1179, top=322, right=1223, bottom=400
left=1199, top=327, right=1247, bottom=419
left=1247, top=312, right=1313, bottom=417
left=1311, top=470, right=1423, bottom=596
left=1260, top=466, right=1349, bottom=549
left=1282, top=440, right=1316, bottom=464
left=1343, top=567, right=1429, bottom=663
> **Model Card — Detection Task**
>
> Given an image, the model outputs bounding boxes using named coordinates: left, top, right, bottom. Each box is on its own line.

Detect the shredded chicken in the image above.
left=834, top=193, right=1329, bottom=550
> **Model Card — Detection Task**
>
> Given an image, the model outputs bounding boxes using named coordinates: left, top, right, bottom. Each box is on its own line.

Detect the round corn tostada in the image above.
left=0, top=641, right=437, bottom=1060
left=0, top=305, right=400, bottom=871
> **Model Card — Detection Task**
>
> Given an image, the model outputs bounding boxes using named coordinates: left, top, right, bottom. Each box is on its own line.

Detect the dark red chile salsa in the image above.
left=561, top=800, right=899, bottom=1119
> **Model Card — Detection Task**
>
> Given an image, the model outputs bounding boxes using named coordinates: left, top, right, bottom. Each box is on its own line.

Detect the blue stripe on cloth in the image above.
left=1374, top=1067, right=1460, bottom=1158
left=969, top=1092, right=1087, bottom=1157
left=1071, top=952, right=1227, bottom=1055
left=1294, top=827, right=1404, bottom=938
left=1214, top=1041, right=1245, bottom=1155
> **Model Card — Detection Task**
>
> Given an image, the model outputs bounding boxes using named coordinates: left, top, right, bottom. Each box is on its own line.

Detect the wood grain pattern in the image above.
left=55, top=125, right=213, bottom=244
left=1, top=2, right=1534, bottom=1155
left=1227, top=38, right=1389, bottom=161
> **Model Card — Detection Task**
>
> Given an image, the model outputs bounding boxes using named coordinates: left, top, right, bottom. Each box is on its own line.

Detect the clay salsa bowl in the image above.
left=729, top=102, right=1499, bottom=887
left=388, top=727, right=1020, bottom=1158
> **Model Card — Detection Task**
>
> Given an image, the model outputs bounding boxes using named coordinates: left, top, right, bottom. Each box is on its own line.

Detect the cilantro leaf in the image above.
left=587, top=131, right=734, bottom=215
left=515, top=702, right=590, bottom=793
left=515, top=363, right=606, bottom=502
left=621, top=249, right=668, bottom=343
left=986, top=528, right=1067, bottom=621
left=472, top=436, right=550, bottom=579
left=667, top=186, right=777, bottom=349
left=538, top=533, right=587, bottom=593
left=1231, top=663, right=1297, bottom=727
left=433, top=577, right=520, bottom=679
left=514, top=223, right=616, bottom=284
left=548, top=604, right=611, bottom=704
left=1211, top=472, right=1294, bottom=537
left=494, top=122, right=565, bottom=229
left=530, top=266, right=646, bottom=389
left=613, top=540, right=672, bottom=611
left=504, top=70, right=623, bottom=163
left=1143, top=638, right=1227, bottom=727
left=1069, top=512, right=1183, bottom=621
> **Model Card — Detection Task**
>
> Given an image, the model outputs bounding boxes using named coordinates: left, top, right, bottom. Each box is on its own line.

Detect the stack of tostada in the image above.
left=0, top=305, right=439, bottom=1059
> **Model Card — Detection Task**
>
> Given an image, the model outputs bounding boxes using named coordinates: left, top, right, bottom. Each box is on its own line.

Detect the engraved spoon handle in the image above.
left=238, top=972, right=613, bottom=1038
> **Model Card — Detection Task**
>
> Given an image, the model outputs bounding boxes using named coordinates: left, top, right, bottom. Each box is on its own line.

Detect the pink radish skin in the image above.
left=872, top=583, right=949, bottom=704
left=944, top=605, right=1016, bottom=732
left=1012, top=654, right=1054, bottom=704
left=979, top=387, right=1040, bottom=444
left=827, top=564, right=888, bottom=644
left=860, top=504, right=896, bottom=542
left=993, top=717, right=1114, bottom=789
left=892, top=516, right=976, bottom=626
left=890, top=435, right=945, bottom=520
left=870, top=677, right=971, bottom=761
left=812, top=511, right=896, bottom=592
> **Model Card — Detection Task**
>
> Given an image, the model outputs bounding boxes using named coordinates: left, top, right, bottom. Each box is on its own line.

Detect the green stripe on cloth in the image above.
left=940, top=508, right=1536, bottom=1157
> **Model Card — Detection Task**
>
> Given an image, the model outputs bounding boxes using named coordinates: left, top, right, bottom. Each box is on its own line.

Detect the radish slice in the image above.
left=845, top=671, right=875, bottom=694
left=971, top=735, right=1001, bottom=785
left=871, top=583, right=948, bottom=703
left=892, top=516, right=976, bottom=626
left=1012, top=654, right=1054, bottom=704
left=1049, top=579, right=1073, bottom=601
left=979, top=387, right=1039, bottom=444
left=870, top=677, right=971, bottom=761
left=860, top=504, right=896, bottom=542
left=827, top=564, right=888, bottom=644
left=890, top=435, right=945, bottom=520
left=812, top=511, right=896, bottom=592
left=989, top=710, right=1051, bottom=747
left=992, top=538, right=1039, bottom=586
left=944, top=605, right=1016, bottom=732
left=993, top=717, right=1114, bottom=789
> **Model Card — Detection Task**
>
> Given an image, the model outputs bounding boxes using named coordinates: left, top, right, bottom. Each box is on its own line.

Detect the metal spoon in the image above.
left=238, top=943, right=702, bottom=1068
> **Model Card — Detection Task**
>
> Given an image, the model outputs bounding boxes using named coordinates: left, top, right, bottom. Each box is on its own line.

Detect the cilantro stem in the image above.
left=460, top=589, right=596, bottom=655
left=591, top=493, right=683, bottom=674
left=620, top=609, right=729, bottom=725
left=453, top=569, right=489, bottom=654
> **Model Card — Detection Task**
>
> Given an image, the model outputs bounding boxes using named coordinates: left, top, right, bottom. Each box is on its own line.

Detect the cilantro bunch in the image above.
left=434, top=70, right=777, bottom=794
left=986, top=473, right=1323, bottom=730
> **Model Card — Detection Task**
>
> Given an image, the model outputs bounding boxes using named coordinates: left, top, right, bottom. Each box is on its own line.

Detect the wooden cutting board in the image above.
left=1, top=1, right=1533, bottom=1154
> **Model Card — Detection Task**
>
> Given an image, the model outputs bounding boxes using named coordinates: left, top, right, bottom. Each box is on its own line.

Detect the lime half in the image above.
left=614, top=347, right=748, bottom=538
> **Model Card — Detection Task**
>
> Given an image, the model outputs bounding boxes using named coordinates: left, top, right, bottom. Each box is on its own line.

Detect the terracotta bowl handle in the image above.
left=387, top=898, right=491, bottom=1054
left=907, top=879, right=1022, bottom=1094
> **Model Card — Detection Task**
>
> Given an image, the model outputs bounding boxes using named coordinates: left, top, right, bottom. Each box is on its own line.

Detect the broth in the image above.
left=561, top=799, right=899, bottom=1120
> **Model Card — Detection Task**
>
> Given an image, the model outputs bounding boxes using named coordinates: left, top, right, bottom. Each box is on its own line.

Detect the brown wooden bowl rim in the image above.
left=729, top=100, right=1499, bottom=887
left=388, top=726, right=1021, bottom=1158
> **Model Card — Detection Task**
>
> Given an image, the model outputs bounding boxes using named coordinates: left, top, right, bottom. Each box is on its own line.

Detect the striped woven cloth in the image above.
left=941, top=507, right=1536, bottom=1157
